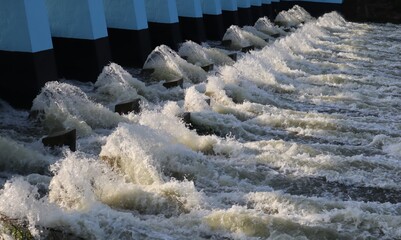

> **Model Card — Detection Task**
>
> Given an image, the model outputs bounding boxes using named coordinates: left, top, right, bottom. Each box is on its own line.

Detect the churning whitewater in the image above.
left=1, top=7, right=401, bottom=240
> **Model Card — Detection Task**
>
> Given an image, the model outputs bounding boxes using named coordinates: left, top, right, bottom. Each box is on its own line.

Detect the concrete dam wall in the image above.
left=1, top=0, right=397, bottom=109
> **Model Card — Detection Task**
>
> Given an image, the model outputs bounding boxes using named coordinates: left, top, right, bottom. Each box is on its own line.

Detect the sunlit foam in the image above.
left=275, top=5, right=314, bottom=27
left=31, top=82, right=126, bottom=136
left=223, top=26, right=268, bottom=50
left=178, top=41, right=235, bottom=67
left=143, top=45, right=207, bottom=84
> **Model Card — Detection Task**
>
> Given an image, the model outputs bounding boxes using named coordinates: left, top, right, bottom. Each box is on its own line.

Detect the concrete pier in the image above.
left=237, top=0, right=253, bottom=26
left=262, top=0, right=273, bottom=19
left=3, top=0, right=386, bottom=110
left=221, top=0, right=240, bottom=30
left=251, top=0, right=264, bottom=23
left=176, top=0, right=207, bottom=43
left=103, top=0, right=152, bottom=67
left=201, top=0, right=225, bottom=40
left=44, top=0, right=111, bottom=82
left=262, top=0, right=274, bottom=19
left=0, top=0, right=58, bottom=108
left=271, top=0, right=281, bottom=19
left=145, top=0, right=182, bottom=49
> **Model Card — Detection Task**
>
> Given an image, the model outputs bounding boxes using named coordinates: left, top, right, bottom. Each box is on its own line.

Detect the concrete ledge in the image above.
left=163, top=78, right=184, bottom=88
left=201, top=64, right=214, bottom=72
left=228, top=52, right=237, bottom=61
left=115, top=99, right=141, bottom=115
left=42, top=129, right=76, bottom=152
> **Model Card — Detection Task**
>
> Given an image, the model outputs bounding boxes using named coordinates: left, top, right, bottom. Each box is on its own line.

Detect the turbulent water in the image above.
left=1, top=9, right=401, bottom=240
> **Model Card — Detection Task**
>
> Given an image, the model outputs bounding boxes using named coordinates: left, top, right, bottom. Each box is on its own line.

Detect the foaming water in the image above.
left=223, top=25, right=268, bottom=50
left=275, top=5, right=315, bottom=27
left=178, top=41, right=235, bottom=66
left=254, top=17, right=287, bottom=36
left=1, top=8, right=401, bottom=239
left=143, top=45, right=207, bottom=84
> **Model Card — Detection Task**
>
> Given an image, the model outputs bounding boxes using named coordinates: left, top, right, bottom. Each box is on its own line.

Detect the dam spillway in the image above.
left=1, top=1, right=401, bottom=239
left=0, top=0, right=347, bottom=108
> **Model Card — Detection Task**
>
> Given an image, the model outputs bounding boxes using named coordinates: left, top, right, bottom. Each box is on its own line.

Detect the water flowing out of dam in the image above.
left=1, top=7, right=401, bottom=239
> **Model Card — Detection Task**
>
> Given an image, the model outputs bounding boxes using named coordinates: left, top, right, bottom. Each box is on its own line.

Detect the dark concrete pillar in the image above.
left=103, top=0, right=152, bottom=67
left=271, top=0, right=281, bottom=19
left=221, top=0, right=240, bottom=29
left=44, top=0, right=111, bottom=82
left=251, top=0, right=264, bottom=23
left=262, top=0, right=274, bottom=20
left=145, top=0, right=182, bottom=50
left=238, top=0, right=253, bottom=26
left=176, top=0, right=207, bottom=43
left=201, top=0, right=225, bottom=40
left=0, top=0, right=58, bottom=109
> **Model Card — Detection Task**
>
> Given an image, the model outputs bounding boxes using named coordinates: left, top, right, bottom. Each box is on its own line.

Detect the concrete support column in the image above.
left=145, top=0, right=182, bottom=50
left=201, top=0, right=225, bottom=40
left=262, top=0, right=274, bottom=19
left=251, top=0, right=264, bottom=22
left=277, top=0, right=291, bottom=11
left=271, top=0, right=281, bottom=19
left=103, top=0, right=152, bottom=67
left=221, top=0, right=240, bottom=29
left=176, top=0, right=207, bottom=43
left=237, top=0, right=253, bottom=26
left=44, top=0, right=111, bottom=82
left=0, top=0, right=58, bottom=108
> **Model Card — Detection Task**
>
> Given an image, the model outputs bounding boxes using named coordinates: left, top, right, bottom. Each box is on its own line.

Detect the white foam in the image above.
left=0, top=136, right=53, bottom=174
left=32, top=82, right=127, bottom=136
left=94, top=63, right=146, bottom=106
left=143, top=45, right=207, bottom=83
left=178, top=41, right=235, bottom=67
left=275, top=5, right=314, bottom=27
left=223, top=26, right=268, bottom=50
left=1, top=9, right=401, bottom=240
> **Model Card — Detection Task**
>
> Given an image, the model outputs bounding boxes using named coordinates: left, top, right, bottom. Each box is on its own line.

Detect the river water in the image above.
left=0, top=9, right=401, bottom=240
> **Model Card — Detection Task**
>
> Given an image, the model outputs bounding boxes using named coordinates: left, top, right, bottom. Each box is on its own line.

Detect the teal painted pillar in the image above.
left=176, top=0, right=207, bottom=43
left=44, top=0, right=111, bottom=82
left=221, top=0, right=240, bottom=29
left=0, top=0, right=58, bottom=109
left=144, top=0, right=182, bottom=49
left=201, top=0, right=225, bottom=40
left=103, top=0, right=152, bottom=67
